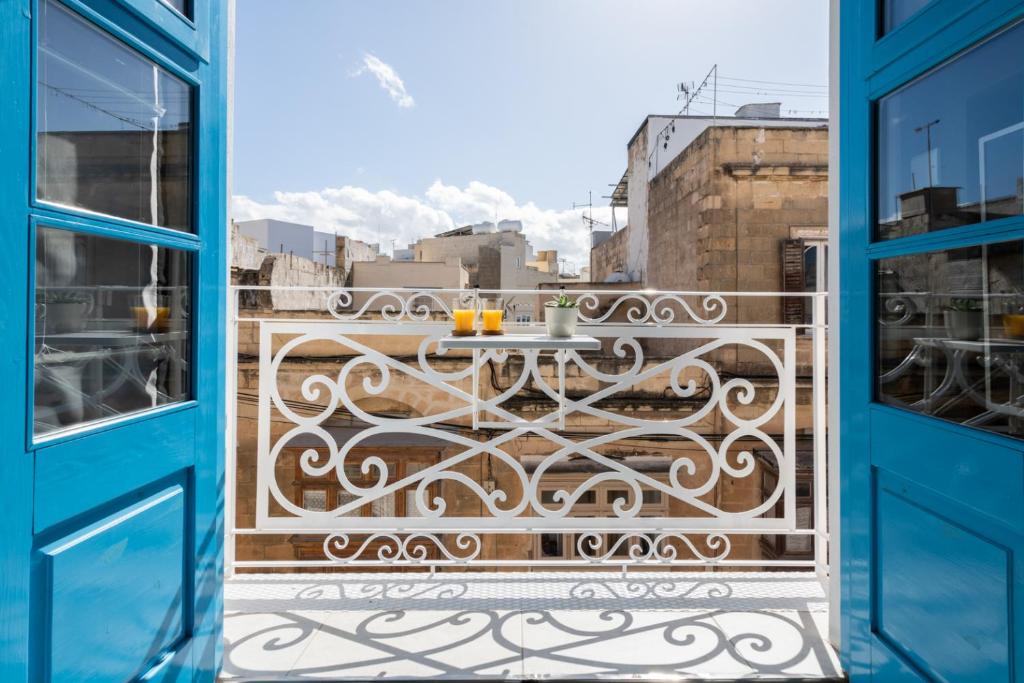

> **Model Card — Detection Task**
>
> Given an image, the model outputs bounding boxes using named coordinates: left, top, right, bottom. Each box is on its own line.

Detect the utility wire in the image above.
left=717, top=76, right=827, bottom=89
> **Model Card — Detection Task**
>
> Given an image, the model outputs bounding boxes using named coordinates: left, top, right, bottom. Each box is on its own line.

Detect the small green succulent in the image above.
left=545, top=293, right=577, bottom=308
left=945, top=298, right=982, bottom=312
left=41, top=290, right=91, bottom=304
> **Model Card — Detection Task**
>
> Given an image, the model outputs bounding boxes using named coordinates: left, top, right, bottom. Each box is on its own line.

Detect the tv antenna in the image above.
left=313, top=236, right=334, bottom=266
left=678, top=63, right=717, bottom=116
left=650, top=64, right=719, bottom=172
left=558, top=257, right=576, bottom=277
left=572, top=190, right=609, bottom=234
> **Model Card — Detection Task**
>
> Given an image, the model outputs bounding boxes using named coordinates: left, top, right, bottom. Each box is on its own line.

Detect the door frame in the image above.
left=838, top=0, right=1024, bottom=678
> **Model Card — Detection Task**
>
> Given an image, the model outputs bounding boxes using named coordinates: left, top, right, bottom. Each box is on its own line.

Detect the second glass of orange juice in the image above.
left=481, top=298, right=504, bottom=335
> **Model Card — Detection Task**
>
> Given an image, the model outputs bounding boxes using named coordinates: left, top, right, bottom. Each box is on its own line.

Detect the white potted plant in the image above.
left=39, top=291, right=93, bottom=334
left=943, top=298, right=983, bottom=340
left=544, top=292, right=578, bottom=338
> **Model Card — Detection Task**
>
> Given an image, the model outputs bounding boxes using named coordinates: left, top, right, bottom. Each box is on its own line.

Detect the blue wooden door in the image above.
left=0, top=0, right=227, bottom=680
left=840, top=1, right=1024, bottom=680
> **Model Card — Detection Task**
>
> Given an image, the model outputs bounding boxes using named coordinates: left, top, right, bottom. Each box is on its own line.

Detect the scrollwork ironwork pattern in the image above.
left=253, top=291, right=798, bottom=566
left=322, top=287, right=729, bottom=325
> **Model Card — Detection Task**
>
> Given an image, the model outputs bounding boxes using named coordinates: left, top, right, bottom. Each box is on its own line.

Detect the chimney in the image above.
left=734, top=102, right=782, bottom=119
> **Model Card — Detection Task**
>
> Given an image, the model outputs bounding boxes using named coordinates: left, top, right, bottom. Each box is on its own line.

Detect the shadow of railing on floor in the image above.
left=222, top=575, right=839, bottom=680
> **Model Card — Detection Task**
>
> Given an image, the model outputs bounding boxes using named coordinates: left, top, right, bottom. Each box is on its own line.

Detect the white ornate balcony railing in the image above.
left=226, top=287, right=828, bottom=577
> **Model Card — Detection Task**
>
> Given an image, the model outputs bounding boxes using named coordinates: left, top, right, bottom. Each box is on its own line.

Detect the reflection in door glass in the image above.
left=876, top=239, right=1024, bottom=438
left=162, top=0, right=188, bottom=17
left=876, top=21, right=1024, bottom=240
left=36, top=0, right=193, bottom=231
left=881, top=0, right=932, bottom=35
left=34, top=227, right=191, bottom=437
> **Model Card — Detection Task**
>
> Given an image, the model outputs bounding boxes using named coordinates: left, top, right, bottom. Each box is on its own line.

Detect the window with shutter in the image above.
left=781, top=238, right=806, bottom=325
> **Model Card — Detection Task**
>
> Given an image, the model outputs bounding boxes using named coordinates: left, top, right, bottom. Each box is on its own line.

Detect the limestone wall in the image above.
left=590, top=227, right=630, bottom=283
left=645, top=126, right=829, bottom=326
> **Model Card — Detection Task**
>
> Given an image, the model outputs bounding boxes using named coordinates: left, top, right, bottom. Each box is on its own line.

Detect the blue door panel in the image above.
left=33, top=407, right=196, bottom=532
left=840, top=1, right=1024, bottom=680
left=870, top=637, right=931, bottom=681
left=38, top=484, right=188, bottom=682
left=875, top=471, right=1015, bottom=682
left=869, top=406, right=1024, bottom=523
left=0, top=0, right=226, bottom=678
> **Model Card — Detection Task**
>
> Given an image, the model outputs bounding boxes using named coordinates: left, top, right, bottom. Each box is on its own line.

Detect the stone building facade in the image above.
left=589, top=227, right=629, bottom=283
left=592, top=117, right=829, bottom=327
left=644, top=125, right=829, bottom=325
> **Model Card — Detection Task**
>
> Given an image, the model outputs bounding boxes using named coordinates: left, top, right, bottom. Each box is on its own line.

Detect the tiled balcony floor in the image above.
left=221, top=571, right=842, bottom=681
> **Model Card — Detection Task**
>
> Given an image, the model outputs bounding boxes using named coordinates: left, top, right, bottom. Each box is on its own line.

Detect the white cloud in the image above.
left=232, top=180, right=622, bottom=270
left=352, top=53, right=415, bottom=108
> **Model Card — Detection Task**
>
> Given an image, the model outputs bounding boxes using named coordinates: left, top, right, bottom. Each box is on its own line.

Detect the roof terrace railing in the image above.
left=225, top=286, right=829, bottom=579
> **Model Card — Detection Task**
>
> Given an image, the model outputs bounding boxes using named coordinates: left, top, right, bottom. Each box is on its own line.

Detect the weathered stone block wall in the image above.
left=645, top=126, right=828, bottom=326
left=590, top=227, right=629, bottom=283
left=336, top=236, right=379, bottom=285
left=625, top=125, right=650, bottom=282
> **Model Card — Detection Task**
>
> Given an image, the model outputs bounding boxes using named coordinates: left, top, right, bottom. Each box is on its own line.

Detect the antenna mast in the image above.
left=678, top=63, right=718, bottom=118
left=572, top=190, right=609, bottom=235
left=313, top=237, right=333, bottom=265
left=650, top=64, right=719, bottom=173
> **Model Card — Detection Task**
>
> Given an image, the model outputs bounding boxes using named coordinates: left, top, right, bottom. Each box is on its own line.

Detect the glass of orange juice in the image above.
left=451, top=297, right=477, bottom=336
left=481, top=297, right=504, bottom=335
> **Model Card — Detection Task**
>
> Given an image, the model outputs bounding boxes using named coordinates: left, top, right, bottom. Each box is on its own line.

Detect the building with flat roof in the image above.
left=412, top=222, right=559, bottom=290
left=592, top=108, right=828, bottom=327
left=596, top=108, right=827, bottom=286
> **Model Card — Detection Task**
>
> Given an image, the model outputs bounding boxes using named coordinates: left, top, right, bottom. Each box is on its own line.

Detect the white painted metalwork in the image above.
left=228, top=286, right=828, bottom=572
left=438, top=334, right=601, bottom=430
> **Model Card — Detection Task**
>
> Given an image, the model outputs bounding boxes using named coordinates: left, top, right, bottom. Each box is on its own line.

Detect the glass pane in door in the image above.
left=876, top=21, right=1024, bottom=240
left=161, top=0, right=189, bottom=18
left=881, top=0, right=932, bottom=35
left=876, top=238, right=1024, bottom=438
left=34, top=227, right=191, bottom=437
left=37, top=0, right=193, bottom=231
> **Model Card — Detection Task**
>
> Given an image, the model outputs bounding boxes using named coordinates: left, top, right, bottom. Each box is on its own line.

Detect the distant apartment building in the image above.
left=350, top=255, right=469, bottom=311
left=236, top=219, right=320, bottom=260
left=235, top=218, right=379, bottom=285
left=412, top=221, right=560, bottom=290
left=591, top=104, right=829, bottom=325
left=528, top=249, right=558, bottom=274
left=335, top=236, right=380, bottom=282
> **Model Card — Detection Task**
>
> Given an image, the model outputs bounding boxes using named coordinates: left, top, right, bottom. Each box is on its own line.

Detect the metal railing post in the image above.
left=812, top=292, right=829, bottom=582
left=225, top=287, right=239, bottom=578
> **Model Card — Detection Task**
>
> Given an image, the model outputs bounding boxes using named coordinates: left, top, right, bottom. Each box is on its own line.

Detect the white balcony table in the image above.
left=908, top=337, right=1024, bottom=424
left=437, top=333, right=601, bottom=430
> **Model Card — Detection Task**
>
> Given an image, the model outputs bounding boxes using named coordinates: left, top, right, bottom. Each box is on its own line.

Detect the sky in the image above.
left=231, top=0, right=829, bottom=271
